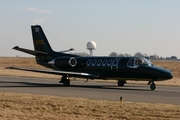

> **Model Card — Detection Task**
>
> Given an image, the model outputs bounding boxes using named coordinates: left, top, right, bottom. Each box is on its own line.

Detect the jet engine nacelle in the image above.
left=49, top=57, right=86, bottom=69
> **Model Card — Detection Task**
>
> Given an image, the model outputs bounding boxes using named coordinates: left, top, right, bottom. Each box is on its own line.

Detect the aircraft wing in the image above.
left=6, top=67, right=99, bottom=78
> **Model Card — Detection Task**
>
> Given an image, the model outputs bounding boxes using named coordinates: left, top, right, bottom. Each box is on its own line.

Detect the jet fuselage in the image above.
left=46, top=56, right=173, bottom=81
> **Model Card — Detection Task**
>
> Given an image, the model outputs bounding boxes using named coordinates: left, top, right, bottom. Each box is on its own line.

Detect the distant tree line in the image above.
left=109, top=52, right=178, bottom=60
left=73, top=52, right=178, bottom=60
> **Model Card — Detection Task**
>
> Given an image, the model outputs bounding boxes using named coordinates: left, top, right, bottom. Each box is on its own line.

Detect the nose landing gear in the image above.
left=148, top=80, right=156, bottom=90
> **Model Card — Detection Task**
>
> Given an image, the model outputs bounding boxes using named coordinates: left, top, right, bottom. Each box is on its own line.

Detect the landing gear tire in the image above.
left=117, top=80, right=125, bottom=86
left=150, top=83, right=156, bottom=90
left=63, top=79, right=70, bottom=86
left=60, top=75, right=70, bottom=86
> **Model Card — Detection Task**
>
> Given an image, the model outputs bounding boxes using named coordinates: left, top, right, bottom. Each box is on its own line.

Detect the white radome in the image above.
left=87, top=41, right=97, bottom=56
left=87, top=41, right=97, bottom=50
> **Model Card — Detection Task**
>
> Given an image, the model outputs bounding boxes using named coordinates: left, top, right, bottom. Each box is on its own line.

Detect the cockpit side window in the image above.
left=127, top=57, right=150, bottom=68
left=127, top=58, right=135, bottom=67
left=135, top=58, right=144, bottom=66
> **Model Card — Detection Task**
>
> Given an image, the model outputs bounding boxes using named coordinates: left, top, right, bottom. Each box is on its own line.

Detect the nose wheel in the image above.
left=149, top=81, right=156, bottom=90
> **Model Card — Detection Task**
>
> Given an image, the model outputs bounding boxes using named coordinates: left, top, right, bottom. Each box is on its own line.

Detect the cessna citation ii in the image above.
left=9, top=25, right=173, bottom=90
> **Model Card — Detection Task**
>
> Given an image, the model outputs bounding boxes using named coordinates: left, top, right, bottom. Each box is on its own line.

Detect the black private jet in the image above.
left=9, top=25, right=173, bottom=90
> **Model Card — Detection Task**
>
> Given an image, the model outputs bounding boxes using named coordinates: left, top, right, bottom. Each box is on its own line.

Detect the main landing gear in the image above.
left=59, top=75, right=70, bottom=86
left=148, top=80, right=156, bottom=90
left=117, top=80, right=126, bottom=86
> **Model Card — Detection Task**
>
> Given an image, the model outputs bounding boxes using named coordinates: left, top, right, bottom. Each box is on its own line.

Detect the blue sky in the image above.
left=1, top=0, right=180, bottom=58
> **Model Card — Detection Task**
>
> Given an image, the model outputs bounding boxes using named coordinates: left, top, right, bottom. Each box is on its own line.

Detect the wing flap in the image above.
left=6, top=66, right=99, bottom=78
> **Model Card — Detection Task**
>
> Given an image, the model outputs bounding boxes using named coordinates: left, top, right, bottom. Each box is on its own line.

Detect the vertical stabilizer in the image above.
left=31, top=25, right=55, bottom=62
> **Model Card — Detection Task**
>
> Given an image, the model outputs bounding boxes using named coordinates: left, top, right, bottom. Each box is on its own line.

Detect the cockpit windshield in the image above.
left=127, top=57, right=153, bottom=68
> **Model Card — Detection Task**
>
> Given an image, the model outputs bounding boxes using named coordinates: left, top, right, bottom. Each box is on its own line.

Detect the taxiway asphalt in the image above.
left=0, top=76, right=180, bottom=104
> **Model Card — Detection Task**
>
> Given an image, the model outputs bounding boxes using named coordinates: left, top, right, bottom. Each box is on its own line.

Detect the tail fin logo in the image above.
left=35, top=40, right=45, bottom=45
left=35, top=28, right=39, bottom=32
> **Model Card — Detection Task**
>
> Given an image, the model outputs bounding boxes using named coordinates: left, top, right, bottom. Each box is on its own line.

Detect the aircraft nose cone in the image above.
left=168, top=72, right=173, bottom=79
left=164, top=70, right=173, bottom=79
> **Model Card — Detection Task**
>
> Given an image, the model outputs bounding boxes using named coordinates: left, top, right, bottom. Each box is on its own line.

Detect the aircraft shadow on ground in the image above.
left=0, top=81, right=151, bottom=91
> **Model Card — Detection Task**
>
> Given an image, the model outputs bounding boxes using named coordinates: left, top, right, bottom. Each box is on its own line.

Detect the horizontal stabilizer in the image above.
left=13, top=46, right=48, bottom=56
left=6, top=66, right=99, bottom=78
